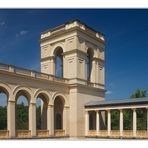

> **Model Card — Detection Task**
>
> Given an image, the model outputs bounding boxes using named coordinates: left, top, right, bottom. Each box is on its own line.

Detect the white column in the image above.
left=85, top=111, right=89, bottom=136
left=7, top=100, right=15, bottom=138
left=47, top=105, right=54, bottom=136
left=107, top=110, right=111, bottom=137
left=133, top=108, right=137, bottom=137
left=120, top=109, right=123, bottom=137
left=96, top=111, right=100, bottom=136
left=29, top=102, right=36, bottom=137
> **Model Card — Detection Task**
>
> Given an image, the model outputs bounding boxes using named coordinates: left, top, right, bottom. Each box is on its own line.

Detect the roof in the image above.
left=41, top=19, right=104, bottom=36
left=85, top=97, right=148, bottom=108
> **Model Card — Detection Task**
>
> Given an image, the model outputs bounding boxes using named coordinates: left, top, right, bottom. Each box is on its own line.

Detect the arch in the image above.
left=35, top=90, right=51, bottom=130
left=0, top=81, right=11, bottom=98
left=13, top=85, right=32, bottom=102
left=54, top=95, right=64, bottom=130
left=50, top=44, right=65, bottom=57
left=51, top=92, right=68, bottom=106
left=0, top=85, right=9, bottom=130
left=34, top=89, right=51, bottom=104
left=54, top=46, right=63, bottom=78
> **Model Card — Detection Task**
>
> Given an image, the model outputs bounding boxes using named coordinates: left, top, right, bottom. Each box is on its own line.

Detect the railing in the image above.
left=54, top=130, right=65, bottom=137
left=98, top=130, right=108, bottom=137
left=110, top=130, right=120, bottom=138
left=136, top=130, right=148, bottom=138
left=0, top=130, right=9, bottom=139
left=123, top=130, right=133, bottom=138
left=16, top=130, right=31, bottom=138
left=37, top=130, right=49, bottom=138
left=0, top=63, right=68, bottom=84
left=88, top=130, right=97, bottom=137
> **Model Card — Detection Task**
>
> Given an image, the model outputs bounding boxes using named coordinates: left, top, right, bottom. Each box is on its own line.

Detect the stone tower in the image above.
left=40, top=20, right=105, bottom=137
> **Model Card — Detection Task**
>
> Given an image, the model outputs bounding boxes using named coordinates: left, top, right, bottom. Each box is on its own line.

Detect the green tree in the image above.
left=130, top=89, right=147, bottom=130
left=130, top=88, right=147, bottom=98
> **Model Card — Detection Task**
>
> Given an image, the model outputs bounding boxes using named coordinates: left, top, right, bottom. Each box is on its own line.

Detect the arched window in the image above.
left=54, top=96, right=64, bottom=130
left=86, top=49, right=93, bottom=81
left=55, top=47, right=63, bottom=78
left=36, top=94, right=48, bottom=130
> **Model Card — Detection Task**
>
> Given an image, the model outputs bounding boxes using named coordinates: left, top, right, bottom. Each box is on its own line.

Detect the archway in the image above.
left=54, top=47, right=63, bottom=78
left=15, top=90, right=30, bottom=130
left=36, top=94, right=48, bottom=130
left=0, top=87, right=8, bottom=130
left=54, top=96, right=64, bottom=130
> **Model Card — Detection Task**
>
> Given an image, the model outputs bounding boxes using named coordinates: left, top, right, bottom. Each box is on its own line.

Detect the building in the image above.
left=0, top=19, right=148, bottom=139
left=0, top=20, right=105, bottom=139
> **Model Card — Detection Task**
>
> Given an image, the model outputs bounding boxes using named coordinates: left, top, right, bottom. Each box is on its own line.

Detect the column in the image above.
left=96, top=111, right=100, bottom=136
left=47, top=105, right=54, bottom=136
left=85, top=111, right=89, bottom=136
left=107, top=110, right=111, bottom=137
left=63, top=106, right=69, bottom=136
left=7, top=100, right=15, bottom=138
left=120, top=109, right=123, bottom=137
left=29, top=102, right=36, bottom=137
left=133, top=108, right=137, bottom=137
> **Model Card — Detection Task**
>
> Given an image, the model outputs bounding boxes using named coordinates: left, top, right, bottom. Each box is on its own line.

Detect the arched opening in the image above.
left=54, top=96, right=64, bottom=130
left=54, top=47, right=63, bottom=79
left=0, top=87, right=8, bottom=130
left=89, top=111, right=96, bottom=130
left=36, top=94, right=48, bottom=130
left=15, top=90, right=30, bottom=130
left=86, top=48, right=93, bottom=81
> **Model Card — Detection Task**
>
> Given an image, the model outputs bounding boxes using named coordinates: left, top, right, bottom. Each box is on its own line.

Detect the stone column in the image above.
left=133, top=108, right=137, bottom=138
left=96, top=110, right=100, bottom=136
left=63, top=106, right=69, bottom=136
left=107, top=110, right=111, bottom=137
left=47, top=105, right=54, bottom=136
left=29, top=102, right=36, bottom=137
left=120, top=109, right=123, bottom=137
left=85, top=111, right=89, bottom=136
left=41, top=100, right=47, bottom=130
left=7, top=100, right=15, bottom=138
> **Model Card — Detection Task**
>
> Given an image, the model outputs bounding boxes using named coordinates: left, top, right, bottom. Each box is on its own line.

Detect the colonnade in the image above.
left=85, top=107, right=148, bottom=138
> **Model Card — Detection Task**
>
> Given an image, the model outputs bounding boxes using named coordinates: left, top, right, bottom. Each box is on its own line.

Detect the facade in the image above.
left=0, top=20, right=105, bottom=139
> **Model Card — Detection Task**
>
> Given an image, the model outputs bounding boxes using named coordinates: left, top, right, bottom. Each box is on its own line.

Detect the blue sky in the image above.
left=0, top=9, right=148, bottom=102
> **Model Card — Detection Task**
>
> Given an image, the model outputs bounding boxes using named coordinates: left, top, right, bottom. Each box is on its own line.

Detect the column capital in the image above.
left=132, top=108, right=136, bottom=111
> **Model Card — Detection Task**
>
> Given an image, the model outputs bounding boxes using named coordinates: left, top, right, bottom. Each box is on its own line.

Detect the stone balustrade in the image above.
left=136, top=130, right=148, bottom=138
left=110, top=130, right=120, bottom=138
left=16, top=130, right=31, bottom=138
left=37, top=130, right=49, bottom=138
left=122, top=130, right=133, bottom=138
left=54, top=130, right=65, bottom=137
left=0, top=130, right=9, bottom=139
left=88, top=130, right=97, bottom=137
left=0, top=63, right=68, bottom=84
